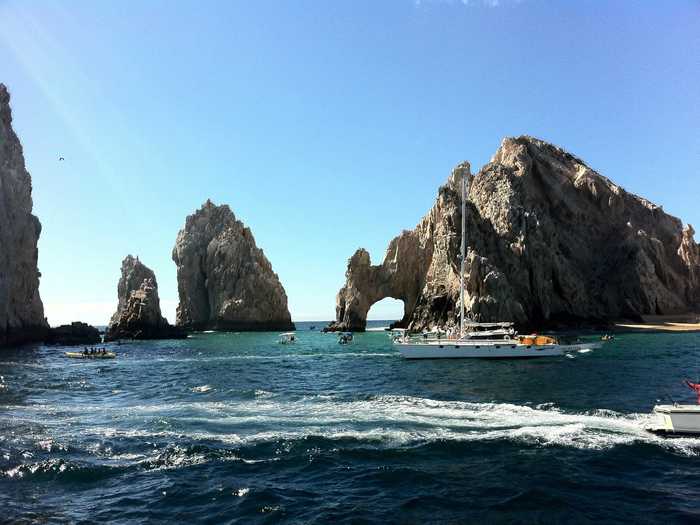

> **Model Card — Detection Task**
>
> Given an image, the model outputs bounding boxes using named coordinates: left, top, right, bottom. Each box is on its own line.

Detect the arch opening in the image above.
left=366, top=297, right=406, bottom=330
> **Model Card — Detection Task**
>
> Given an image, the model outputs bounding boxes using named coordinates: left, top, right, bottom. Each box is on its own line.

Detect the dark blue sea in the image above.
left=1, top=321, right=700, bottom=524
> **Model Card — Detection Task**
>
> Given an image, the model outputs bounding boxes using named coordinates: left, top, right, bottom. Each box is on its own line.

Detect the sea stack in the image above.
left=0, top=84, right=48, bottom=346
left=172, top=200, right=294, bottom=331
left=105, top=255, right=184, bottom=341
left=328, top=136, right=700, bottom=332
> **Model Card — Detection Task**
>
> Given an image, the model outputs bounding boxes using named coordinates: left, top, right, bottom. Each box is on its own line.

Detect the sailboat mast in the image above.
left=460, top=174, right=466, bottom=338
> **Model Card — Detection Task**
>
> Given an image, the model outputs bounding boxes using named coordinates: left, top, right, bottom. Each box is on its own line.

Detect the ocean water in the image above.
left=1, top=321, right=700, bottom=524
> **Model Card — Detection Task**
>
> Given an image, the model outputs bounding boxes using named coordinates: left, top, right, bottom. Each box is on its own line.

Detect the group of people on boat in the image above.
left=82, top=347, right=108, bottom=356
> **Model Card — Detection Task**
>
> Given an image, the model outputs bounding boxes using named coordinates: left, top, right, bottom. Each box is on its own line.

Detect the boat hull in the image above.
left=65, top=352, right=116, bottom=359
left=647, top=405, right=700, bottom=436
left=396, top=342, right=598, bottom=359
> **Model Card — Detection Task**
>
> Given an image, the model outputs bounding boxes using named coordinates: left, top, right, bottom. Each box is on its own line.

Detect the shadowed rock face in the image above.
left=328, top=136, right=700, bottom=332
left=105, top=255, right=184, bottom=341
left=172, top=200, right=294, bottom=331
left=46, top=322, right=101, bottom=346
left=0, top=84, right=48, bottom=346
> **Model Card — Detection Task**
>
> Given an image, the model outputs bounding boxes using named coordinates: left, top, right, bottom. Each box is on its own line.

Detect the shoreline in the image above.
left=614, top=314, right=700, bottom=334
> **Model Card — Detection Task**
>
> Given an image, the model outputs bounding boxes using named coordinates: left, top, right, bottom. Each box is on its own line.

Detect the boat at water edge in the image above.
left=647, top=380, right=700, bottom=436
left=646, top=405, right=700, bottom=437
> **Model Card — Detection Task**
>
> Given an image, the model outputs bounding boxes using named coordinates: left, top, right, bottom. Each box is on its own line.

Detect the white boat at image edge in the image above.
left=646, top=405, right=700, bottom=437
left=392, top=166, right=601, bottom=360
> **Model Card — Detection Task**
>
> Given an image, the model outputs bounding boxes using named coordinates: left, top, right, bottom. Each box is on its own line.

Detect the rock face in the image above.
left=329, top=136, right=700, bottom=332
left=172, top=200, right=294, bottom=331
left=105, top=255, right=184, bottom=340
left=0, top=84, right=48, bottom=346
left=46, top=322, right=101, bottom=346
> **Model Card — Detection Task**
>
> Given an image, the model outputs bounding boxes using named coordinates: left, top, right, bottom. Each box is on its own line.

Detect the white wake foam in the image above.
left=22, top=395, right=695, bottom=457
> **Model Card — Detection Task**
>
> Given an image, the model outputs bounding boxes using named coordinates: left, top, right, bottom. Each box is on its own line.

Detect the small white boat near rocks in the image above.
left=278, top=332, right=296, bottom=344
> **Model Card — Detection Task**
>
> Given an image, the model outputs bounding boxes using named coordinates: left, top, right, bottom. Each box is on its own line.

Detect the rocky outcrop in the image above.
left=329, top=136, right=700, bottom=332
left=46, top=322, right=101, bottom=346
left=0, top=84, right=48, bottom=346
left=105, top=255, right=184, bottom=341
left=172, top=200, right=294, bottom=331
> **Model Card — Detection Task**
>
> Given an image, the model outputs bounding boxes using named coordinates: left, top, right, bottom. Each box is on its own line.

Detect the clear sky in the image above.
left=1, top=0, right=698, bottom=326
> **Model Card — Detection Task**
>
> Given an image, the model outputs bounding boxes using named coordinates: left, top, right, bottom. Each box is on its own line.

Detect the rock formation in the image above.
left=105, top=255, right=184, bottom=340
left=0, top=84, right=48, bottom=346
left=46, top=322, right=101, bottom=346
left=328, top=136, right=700, bottom=332
left=172, top=200, right=294, bottom=331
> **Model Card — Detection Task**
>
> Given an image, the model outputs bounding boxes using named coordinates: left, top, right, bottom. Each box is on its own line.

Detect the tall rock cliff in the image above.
left=105, top=255, right=184, bottom=341
left=0, top=84, right=47, bottom=346
left=172, top=200, right=294, bottom=331
left=329, top=136, right=700, bottom=332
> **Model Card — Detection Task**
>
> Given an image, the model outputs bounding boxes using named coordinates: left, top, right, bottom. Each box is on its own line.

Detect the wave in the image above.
left=5, top=395, right=700, bottom=483
left=9, top=396, right=699, bottom=457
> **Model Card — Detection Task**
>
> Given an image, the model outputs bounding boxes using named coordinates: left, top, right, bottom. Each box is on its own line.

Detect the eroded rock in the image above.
left=46, top=322, right=101, bottom=346
left=0, top=84, right=48, bottom=346
left=172, top=200, right=294, bottom=331
left=329, top=136, right=700, bottom=332
left=105, top=255, right=184, bottom=340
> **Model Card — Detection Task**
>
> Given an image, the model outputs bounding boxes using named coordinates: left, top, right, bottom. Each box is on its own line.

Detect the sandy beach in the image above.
left=615, top=314, right=700, bottom=333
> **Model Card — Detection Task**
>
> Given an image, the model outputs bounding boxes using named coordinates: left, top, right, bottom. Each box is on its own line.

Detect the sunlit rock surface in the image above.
left=172, top=200, right=294, bottom=331
left=105, top=255, right=184, bottom=340
left=328, top=136, right=700, bottom=332
left=0, top=84, right=48, bottom=346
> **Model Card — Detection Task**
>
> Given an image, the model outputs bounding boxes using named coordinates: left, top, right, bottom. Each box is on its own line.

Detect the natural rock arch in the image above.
left=328, top=137, right=700, bottom=332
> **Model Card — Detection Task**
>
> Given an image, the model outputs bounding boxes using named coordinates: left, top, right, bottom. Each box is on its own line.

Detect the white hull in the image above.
left=396, top=341, right=599, bottom=359
left=648, top=405, right=700, bottom=436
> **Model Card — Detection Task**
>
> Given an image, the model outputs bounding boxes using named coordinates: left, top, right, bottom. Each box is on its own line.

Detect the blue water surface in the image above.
left=1, top=322, right=700, bottom=524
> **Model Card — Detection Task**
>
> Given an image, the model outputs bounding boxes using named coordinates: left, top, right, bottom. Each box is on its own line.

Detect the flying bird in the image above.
left=59, top=156, right=64, bottom=161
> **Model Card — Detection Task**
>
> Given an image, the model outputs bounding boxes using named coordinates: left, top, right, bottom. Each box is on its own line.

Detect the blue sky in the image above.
left=1, top=0, right=698, bottom=326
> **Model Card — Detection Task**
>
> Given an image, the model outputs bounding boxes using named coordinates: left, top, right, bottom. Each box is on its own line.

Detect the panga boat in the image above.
left=393, top=168, right=601, bottom=360
left=278, top=332, right=296, bottom=344
left=65, top=351, right=116, bottom=359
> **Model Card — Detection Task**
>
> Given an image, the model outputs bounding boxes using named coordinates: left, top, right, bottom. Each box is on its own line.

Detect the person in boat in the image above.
left=684, top=380, right=700, bottom=404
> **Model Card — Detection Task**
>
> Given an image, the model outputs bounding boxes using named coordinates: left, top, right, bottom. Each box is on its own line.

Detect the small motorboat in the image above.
left=601, top=334, right=614, bottom=341
left=338, top=332, right=353, bottom=345
left=646, top=380, right=700, bottom=436
left=65, top=351, right=116, bottom=359
left=646, top=405, right=700, bottom=437
left=278, top=332, right=296, bottom=344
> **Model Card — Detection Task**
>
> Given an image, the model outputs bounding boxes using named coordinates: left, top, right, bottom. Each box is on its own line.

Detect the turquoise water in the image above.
left=1, top=322, right=700, bottom=523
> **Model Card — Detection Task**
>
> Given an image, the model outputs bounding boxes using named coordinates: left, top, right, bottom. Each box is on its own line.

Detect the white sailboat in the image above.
left=394, top=168, right=600, bottom=359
